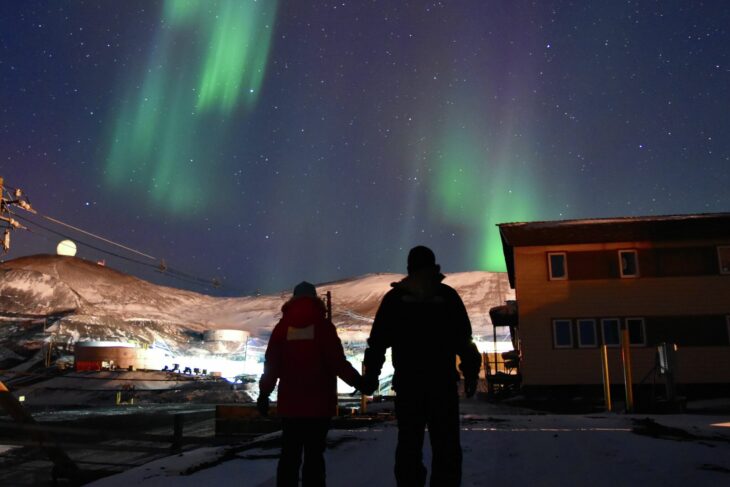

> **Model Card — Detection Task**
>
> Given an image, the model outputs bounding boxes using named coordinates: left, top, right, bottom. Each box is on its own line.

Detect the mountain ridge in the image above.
left=0, top=255, right=514, bottom=359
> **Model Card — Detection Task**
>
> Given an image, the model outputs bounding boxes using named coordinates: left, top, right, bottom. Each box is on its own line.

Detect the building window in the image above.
left=718, top=246, right=730, bottom=274
left=548, top=252, right=568, bottom=280
left=601, top=318, right=621, bottom=347
left=619, top=250, right=639, bottom=278
left=553, top=319, right=573, bottom=348
left=626, top=318, right=646, bottom=346
left=577, top=319, right=597, bottom=347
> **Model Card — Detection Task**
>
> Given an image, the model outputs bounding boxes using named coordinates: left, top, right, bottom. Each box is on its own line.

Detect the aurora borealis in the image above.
left=106, top=0, right=277, bottom=212
left=2, top=1, right=729, bottom=295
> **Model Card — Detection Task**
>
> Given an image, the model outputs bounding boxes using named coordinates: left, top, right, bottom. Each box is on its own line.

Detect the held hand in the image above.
left=360, top=374, right=379, bottom=396
left=351, top=376, right=364, bottom=394
left=256, top=395, right=270, bottom=417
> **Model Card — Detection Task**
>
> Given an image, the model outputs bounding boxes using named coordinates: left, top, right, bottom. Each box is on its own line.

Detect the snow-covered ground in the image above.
left=88, top=406, right=730, bottom=487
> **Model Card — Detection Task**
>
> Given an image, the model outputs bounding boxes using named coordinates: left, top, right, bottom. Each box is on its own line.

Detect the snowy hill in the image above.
left=0, top=255, right=514, bottom=369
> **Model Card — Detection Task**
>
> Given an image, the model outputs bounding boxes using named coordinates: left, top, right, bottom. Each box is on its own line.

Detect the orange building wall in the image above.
left=74, top=346, right=162, bottom=371
left=514, top=239, right=730, bottom=386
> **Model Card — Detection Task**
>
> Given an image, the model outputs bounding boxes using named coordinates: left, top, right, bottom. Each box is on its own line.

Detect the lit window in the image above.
left=577, top=319, right=597, bottom=347
left=601, top=318, right=621, bottom=347
left=626, top=318, right=646, bottom=346
left=553, top=319, right=573, bottom=348
left=619, top=250, right=639, bottom=278
left=718, top=246, right=730, bottom=274
left=548, top=252, right=568, bottom=280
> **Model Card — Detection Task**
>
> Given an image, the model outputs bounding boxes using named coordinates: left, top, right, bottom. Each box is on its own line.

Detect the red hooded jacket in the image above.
left=259, top=296, right=360, bottom=417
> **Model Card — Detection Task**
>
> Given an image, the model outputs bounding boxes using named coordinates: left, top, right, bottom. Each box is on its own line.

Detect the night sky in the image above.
left=1, top=1, right=729, bottom=295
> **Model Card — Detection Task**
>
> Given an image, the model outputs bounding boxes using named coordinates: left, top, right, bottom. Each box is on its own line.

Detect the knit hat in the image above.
left=293, top=281, right=317, bottom=298
left=407, top=246, right=437, bottom=274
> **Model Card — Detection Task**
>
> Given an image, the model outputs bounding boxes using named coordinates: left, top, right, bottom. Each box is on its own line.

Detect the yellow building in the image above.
left=497, top=213, right=730, bottom=395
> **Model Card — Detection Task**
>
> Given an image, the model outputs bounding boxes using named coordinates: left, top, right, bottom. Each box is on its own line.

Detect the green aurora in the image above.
left=105, top=0, right=277, bottom=213
left=105, top=0, right=538, bottom=273
left=430, top=106, right=539, bottom=272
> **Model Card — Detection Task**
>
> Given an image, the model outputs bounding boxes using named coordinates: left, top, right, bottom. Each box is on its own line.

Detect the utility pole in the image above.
left=0, top=176, right=9, bottom=252
left=0, top=176, right=31, bottom=253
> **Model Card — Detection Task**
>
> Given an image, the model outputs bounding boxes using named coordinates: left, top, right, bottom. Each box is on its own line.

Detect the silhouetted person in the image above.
left=258, top=281, right=362, bottom=487
left=361, top=246, right=481, bottom=487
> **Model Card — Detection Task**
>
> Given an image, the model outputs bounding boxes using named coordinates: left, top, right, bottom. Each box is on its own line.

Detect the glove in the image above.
left=464, top=373, right=477, bottom=398
left=459, top=342, right=481, bottom=398
left=256, top=395, right=270, bottom=417
left=360, top=374, right=379, bottom=396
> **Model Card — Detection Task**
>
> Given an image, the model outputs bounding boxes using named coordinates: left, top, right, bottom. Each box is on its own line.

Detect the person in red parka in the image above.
left=258, top=281, right=362, bottom=487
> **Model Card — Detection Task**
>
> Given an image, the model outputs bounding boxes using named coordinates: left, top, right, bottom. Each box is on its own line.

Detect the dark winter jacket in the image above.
left=259, top=296, right=360, bottom=417
left=364, top=269, right=481, bottom=392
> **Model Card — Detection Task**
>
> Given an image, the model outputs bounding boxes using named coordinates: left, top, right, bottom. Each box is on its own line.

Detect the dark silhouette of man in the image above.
left=258, top=281, right=362, bottom=487
left=361, top=246, right=481, bottom=487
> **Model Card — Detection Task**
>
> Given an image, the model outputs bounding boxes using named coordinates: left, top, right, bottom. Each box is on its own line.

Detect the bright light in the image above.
left=166, top=352, right=262, bottom=382
left=56, top=239, right=77, bottom=256
left=475, top=338, right=514, bottom=354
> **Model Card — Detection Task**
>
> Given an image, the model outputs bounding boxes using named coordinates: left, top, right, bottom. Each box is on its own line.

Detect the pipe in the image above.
left=600, top=345, right=612, bottom=412
left=620, top=325, right=634, bottom=412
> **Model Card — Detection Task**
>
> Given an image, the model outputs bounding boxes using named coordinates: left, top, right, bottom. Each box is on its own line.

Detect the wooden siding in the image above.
left=565, top=247, right=718, bottom=280
left=514, top=239, right=730, bottom=386
left=645, top=315, right=729, bottom=346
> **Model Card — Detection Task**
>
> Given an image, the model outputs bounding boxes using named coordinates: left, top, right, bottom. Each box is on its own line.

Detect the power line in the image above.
left=40, top=213, right=156, bottom=260
left=9, top=191, right=157, bottom=261
left=13, top=212, right=220, bottom=289
left=14, top=213, right=158, bottom=270
left=1, top=177, right=224, bottom=290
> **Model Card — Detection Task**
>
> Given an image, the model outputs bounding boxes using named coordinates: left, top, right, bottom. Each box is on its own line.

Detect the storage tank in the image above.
left=203, top=329, right=249, bottom=355
left=75, top=341, right=165, bottom=371
left=203, top=329, right=248, bottom=342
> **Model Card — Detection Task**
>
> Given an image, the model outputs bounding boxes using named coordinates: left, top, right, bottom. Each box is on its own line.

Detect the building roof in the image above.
left=497, top=212, right=730, bottom=288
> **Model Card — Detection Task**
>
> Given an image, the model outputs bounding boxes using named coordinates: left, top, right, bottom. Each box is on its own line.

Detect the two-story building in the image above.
left=496, top=213, right=730, bottom=397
